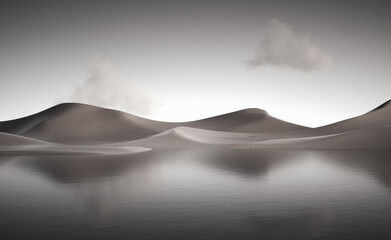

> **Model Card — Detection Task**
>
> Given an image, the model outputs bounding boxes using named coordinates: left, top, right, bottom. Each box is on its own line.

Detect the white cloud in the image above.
left=71, top=58, right=156, bottom=115
left=247, top=19, right=333, bottom=72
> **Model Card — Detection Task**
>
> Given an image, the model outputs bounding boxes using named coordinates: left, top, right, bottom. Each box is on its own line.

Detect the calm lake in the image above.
left=1, top=149, right=391, bottom=240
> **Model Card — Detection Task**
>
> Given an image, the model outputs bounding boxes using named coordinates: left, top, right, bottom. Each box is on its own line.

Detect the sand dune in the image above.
left=0, top=101, right=390, bottom=150
left=0, top=103, right=306, bottom=144
left=0, top=103, right=175, bottom=144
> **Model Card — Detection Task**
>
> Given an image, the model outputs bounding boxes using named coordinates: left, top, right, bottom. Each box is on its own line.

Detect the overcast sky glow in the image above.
left=1, top=0, right=391, bottom=127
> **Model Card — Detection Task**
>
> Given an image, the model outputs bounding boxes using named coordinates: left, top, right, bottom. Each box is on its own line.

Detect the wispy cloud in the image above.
left=247, top=19, right=333, bottom=72
left=71, top=58, right=156, bottom=115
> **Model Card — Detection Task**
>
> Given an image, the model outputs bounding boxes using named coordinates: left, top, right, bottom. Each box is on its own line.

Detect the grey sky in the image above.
left=1, top=0, right=391, bottom=127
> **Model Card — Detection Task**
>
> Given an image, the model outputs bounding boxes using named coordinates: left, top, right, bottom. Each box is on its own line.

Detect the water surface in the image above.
left=1, top=149, right=391, bottom=239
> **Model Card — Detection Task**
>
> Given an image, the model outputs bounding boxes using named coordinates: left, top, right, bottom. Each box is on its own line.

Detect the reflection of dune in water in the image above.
left=314, top=150, right=391, bottom=189
left=1, top=148, right=391, bottom=239
left=201, top=149, right=303, bottom=177
left=17, top=152, right=155, bottom=184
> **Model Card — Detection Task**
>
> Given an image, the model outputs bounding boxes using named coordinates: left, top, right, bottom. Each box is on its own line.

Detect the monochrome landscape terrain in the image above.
left=1, top=101, right=390, bottom=153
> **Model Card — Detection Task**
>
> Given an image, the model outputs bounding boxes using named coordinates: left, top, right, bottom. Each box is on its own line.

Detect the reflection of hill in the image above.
left=318, top=150, right=391, bottom=189
left=19, top=152, right=154, bottom=184
left=249, top=209, right=333, bottom=240
left=203, top=149, right=301, bottom=177
left=249, top=200, right=391, bottom=239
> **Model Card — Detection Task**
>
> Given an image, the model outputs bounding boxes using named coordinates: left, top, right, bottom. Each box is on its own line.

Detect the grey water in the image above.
left=0, top=149, right=391, bottom=240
